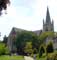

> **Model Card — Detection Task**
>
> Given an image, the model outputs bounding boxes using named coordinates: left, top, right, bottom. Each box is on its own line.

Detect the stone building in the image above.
left=43, top=7, right=54, bottom=32
left=7, top=7, right=57, bottom=52
left=7, top=27, right=26, bottom=52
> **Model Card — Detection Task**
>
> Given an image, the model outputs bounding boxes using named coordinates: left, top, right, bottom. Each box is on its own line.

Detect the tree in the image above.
left=0, top=0, right=10, bottom=15
left=39, top=45, right=45, bottom=57
left=24, top=42, right=33, bottom=55
left=3, top=35, right=8, bottom=46
left=46, top=41, right=54, bottom=54
left=16, top=31, right=40, bottom=55
left=0, top=42, right=10, bottom=55
left=5, top=46, right=10, bottom=55
left=0, top=43, right=5, bottom=55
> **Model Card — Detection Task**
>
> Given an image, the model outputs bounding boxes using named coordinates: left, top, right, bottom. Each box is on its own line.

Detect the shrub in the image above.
left=46, top=41, right=54, bottom=54
left=33, top=48, right=37, bottom=54
left=5, top=46, right=10, bottom=55
left=47, top=53, right=57, bottom=60
left=0, top=43, right=5, bottom=55
left=39, top=45, right=45, bottom=57
left=0, top=43, right=10, bottom=55
left=24, top=42, right=33, bottom=55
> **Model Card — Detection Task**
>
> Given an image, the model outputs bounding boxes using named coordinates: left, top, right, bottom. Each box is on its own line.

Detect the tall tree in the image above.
left=3, top=35, right=8, bottom=46
left=0, top=0, right=10, bottom=15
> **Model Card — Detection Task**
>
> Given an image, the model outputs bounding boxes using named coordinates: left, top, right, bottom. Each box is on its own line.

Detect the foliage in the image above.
left=0, top=43, right=5, bottom=55
left=33, top=48, right=37, bottom=54
left=24, top=42, right=33, bottom=55
left=32, top=33, right=40, bottom=50
left=15, top=31, right=54, bottom=55
left=0, top=42, right=10, bottom=55
left=47, top=53, right=57, bottom=60
left=46, top=41, right=54, bottom=53
left=16, top=31, right=40, bottom=54
left=3, top=35, right=8, bottom=46
left=0, top=0, right=10, bottom=15
left=38, top=31, right=54, bottom=43
left=5, top=46, right=10, bottom=55
left=39, top=45, right=45, bottom=57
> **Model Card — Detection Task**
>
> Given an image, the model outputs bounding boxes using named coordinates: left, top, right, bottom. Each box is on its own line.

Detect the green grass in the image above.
left=0, top=55, right=24, bottom=60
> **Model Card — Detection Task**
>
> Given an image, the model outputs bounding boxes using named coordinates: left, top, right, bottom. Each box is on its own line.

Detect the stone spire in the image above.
left=46, top=7, right=51, bottom=24
left=43, top=7, right=54, bottom=32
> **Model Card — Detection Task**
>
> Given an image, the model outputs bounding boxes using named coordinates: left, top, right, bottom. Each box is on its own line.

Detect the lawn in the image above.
left=0, top=55, right=24, bottom=60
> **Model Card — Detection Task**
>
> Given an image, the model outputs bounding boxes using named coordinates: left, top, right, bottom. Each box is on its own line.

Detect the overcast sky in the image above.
left=0, top=0, right=57, bottom=40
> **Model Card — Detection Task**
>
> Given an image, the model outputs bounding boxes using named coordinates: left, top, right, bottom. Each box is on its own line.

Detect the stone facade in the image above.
left=7, top=27, right=26, bottom=52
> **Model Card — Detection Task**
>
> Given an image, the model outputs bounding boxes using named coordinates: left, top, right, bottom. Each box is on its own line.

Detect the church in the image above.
left=43, top=7, right=54, bottom=32
left=7, top=7, right=57, bottom=52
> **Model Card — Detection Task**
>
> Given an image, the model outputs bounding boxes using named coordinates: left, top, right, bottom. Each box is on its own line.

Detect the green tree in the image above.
left=46, top=41, right=54, bottom=54
left=32, top=34, right=40, bottom=51
left=16, top=31, right=40, bottom=54
left=24, top=42, right=33, bottom=55
left=0, top=43, right=5, bottom=55
left=5, top=46, right=10, bottom=55
left=39, top=45, right=45, bottom=57
left=3, top=35, right=8, bottom=46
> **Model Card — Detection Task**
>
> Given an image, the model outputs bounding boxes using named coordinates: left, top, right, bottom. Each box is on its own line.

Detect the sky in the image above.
left=0, top=0, right=57, bottom=40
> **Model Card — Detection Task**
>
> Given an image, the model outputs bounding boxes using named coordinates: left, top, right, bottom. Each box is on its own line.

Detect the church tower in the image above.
left=43, top=7, right=54, bottom=32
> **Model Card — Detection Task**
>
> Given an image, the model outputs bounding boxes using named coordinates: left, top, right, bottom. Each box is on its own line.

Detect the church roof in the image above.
left=33, top=30, right=42, bottom=35
left=8, top=27, right=42, bottom=37
left=8, top=27, right=27, bottom=36
left=12, top=27, right=26, bottom=32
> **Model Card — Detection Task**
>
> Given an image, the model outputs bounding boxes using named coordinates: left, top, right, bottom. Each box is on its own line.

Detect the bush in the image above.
left=39, top=45, right=45, bottom=57
left=0, top=43, right=10, bottom=55
left=0, top=43, right=5, bottom=55
left=46, top=41, right=54, bottom=54
left=33, top=48, right=37, bottom=54
left=5, top=46, right=10, bottom=55
left=47, top=53, right=57, bottom=60
left=24, top=42, right=33, bottom=55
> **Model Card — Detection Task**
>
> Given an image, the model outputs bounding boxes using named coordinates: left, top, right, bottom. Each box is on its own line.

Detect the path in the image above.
left=24, top=56, right=34, bottom=60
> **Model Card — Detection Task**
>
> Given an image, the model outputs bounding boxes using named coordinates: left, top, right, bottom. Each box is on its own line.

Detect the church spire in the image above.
left=46, top=7, right=51, bottom=24
left=43, top=7, right=54, bottom=32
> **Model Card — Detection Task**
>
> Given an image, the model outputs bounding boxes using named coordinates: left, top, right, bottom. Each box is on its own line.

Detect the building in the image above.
left=43, top=7, right=57, bottom=49
left=7, top=7, right=57, bottom=52
left=43, top=7, right=54, bottom=32
left=7, top=27, right=27, bottom=52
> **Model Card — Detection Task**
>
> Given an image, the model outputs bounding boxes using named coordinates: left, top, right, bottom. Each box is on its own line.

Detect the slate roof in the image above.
left=8, top=27, right=42, bottom=37
left=32, top=30, right=42, bottom=35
